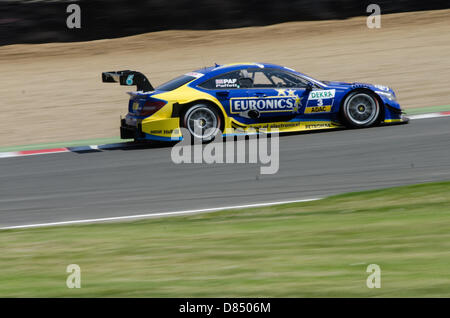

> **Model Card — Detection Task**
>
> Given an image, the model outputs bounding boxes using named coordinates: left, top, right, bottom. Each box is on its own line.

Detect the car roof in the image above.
left=188, top=62, right=325, bottom=88
left=193, top=62, right=286, bottom=75
left=190, top=62, right=301, bottom=84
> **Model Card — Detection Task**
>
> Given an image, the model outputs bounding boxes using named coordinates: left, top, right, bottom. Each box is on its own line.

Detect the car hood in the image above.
left=321, top=80, right=353, bottom=88
left=322, top=80, right=394, bottom=93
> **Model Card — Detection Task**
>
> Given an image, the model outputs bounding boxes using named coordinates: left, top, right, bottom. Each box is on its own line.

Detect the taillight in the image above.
left=139, top=100, right=166, bottom=117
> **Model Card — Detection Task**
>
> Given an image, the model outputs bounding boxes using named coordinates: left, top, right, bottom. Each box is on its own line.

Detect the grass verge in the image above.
left=1, top=181, right=450, bottom=297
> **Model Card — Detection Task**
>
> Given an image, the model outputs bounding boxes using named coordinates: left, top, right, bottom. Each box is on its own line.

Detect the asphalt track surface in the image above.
left=1, top=116, right=450, bottom=228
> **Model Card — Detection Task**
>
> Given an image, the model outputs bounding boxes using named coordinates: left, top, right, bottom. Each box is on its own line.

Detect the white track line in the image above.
left=0, top=197, right=321, bottom=230
left=408, top=113, right=448, bottom=120
left=0, top=152, right=17, bottom=158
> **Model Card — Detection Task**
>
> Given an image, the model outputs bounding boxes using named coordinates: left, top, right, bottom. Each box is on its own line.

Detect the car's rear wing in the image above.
left=101, top=70, right=154, bottom=92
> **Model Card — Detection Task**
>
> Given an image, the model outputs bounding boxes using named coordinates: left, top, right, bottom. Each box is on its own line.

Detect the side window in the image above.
left=263, top=69, right=309, bottom=88
left=269, top=74, right=286, bottom=87
left=199, top=71, right=240, bottom=89
left=251, top=70, right=273, bottom=88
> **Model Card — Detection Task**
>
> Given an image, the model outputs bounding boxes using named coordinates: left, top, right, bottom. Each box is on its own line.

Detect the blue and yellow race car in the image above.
left=102, top=62, right=408, bottom=142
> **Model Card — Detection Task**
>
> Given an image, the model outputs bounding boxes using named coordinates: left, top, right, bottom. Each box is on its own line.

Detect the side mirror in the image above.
left=305, top=82, right=313, bottom=91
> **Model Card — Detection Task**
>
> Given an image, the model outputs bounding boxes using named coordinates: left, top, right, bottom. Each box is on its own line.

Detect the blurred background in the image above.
left=1, top=0, right=449, bottom=45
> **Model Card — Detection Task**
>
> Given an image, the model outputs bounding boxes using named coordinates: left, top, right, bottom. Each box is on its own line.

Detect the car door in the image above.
left=244, top=68, right=310, bottom=121
left=197, top=70, right=249, bottom=121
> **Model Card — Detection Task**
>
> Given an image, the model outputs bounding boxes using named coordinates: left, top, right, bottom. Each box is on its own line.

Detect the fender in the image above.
left=156, top=84, right=228, bottom=122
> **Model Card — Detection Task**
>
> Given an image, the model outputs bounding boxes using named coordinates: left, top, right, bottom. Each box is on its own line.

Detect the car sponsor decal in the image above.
left=215, top=78, right=238, bottom=88
left=304, top=105, right=332, bottom=114
left=306, top=89, right=335, bottom=109
left=230, top=95, right=303, bottom=114
left=308, top=89, right=335, bottom=100
left=230, top=119, right=340, bottom=132
left=374, top=84, right=389, bottom=91
left=185, top=72, right=204, bottom=78
left=276, top=88, right=297, bottom=97
left=304, top=122, right=334, bottom=129
left=126, top=74, right=134, bottom=85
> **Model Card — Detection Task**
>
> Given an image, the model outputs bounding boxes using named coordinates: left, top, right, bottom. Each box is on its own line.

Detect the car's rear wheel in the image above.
left=183, top=104, right=222, bottom=142
left=341, top=91, right=381, bottom=128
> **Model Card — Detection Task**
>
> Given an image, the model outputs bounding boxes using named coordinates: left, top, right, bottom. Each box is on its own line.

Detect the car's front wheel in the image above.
left=341, top=91, right=381, bottom=128
left=183, top=104, right=222, bottom=142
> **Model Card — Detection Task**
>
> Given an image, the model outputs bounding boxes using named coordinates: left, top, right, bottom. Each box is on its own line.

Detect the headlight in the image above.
left=375, top=90, right=396, bottom=101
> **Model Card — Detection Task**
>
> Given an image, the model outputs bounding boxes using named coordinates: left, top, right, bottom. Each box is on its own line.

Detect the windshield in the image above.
left=156, top=75, right=196, bottom=91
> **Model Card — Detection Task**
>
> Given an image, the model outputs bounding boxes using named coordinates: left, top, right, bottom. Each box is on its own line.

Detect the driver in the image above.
left=238, top=69, right=253, bottom=88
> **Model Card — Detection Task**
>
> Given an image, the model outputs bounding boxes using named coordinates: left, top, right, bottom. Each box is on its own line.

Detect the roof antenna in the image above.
left=200, top=55, right=206, bottom=70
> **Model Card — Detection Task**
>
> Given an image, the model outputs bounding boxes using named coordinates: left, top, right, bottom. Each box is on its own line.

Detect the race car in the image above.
left=102, top=62, right=408, bottom=142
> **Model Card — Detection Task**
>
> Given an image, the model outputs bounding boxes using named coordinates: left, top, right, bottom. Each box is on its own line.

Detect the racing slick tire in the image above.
left=182, top=103, right=222, bottom=142
left=341, top=91, right=381, bottom=128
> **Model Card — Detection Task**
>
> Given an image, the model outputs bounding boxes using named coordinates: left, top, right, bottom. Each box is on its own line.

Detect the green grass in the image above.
left=1, top=181, right=450, bottom=297
left=405, top=104, right=450, bottom=115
